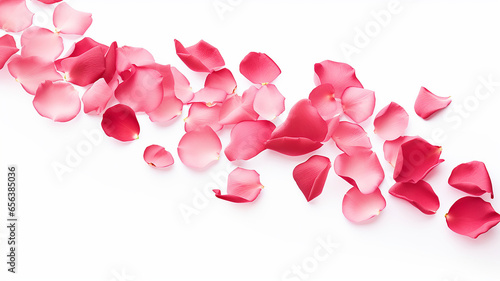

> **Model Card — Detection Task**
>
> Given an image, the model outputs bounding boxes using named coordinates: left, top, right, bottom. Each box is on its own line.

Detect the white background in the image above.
left=1, top=0, right=500, bottom=280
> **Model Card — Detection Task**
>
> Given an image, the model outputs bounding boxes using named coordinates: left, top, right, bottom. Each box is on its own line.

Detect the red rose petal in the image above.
left=415, top=87, right=451, bottom=120
left=55, top=37, right=108, bottom=70
left=334, top=149, right=384, bottom=194
left=0, top=35, right=18, bottom=69
left=184, top=103, right=223, bottom=132
left=389, top=181, right=440, bottom=215
left=342, top=187, right=386, bottom=223
left=213, top=168, right=263, bottom=203
left=265, top=137, right=323, bottom=156
left=342, top=87, right=376, bottom=123
left=36, top=0, right=62, bottom=4
left=33, top=81, right=80, bottom=122
left=8, top=55, right=62, bottom=95
left=293, top=155, right=331, bottom=202
left=21, top=27, right=63, bottom=61
left=331, top=121, right=372, bottom=155
left=393, top=138, right=443, bottom=183
left=82, top=78, right=113, bottom=115
left=53, top=2, right=92, bottom=35
left=225, top=120, right=275, bottom=161
left=190, top=87, right=227, bottom=105
left=373, top=102, right=409, bottom=140
left=205, top=68, right=236, bottom=94
left=239, top=52, right=281, bottom=84
left=102, top=41, right=117, bottom=84
left=174, top=39, right=224, bottom=72
left=313, top=60, right=363, bottom=99
left=448, top=161, right=493, bottom=199
left=116, top=45, right=155, bottom=74
left=143, top=145, right=174, bottom=168
left=253, top=83, right=285, bottom=120
left=101, top=104, right=140, bottom=142
left=446, top=197, right=500, bottom=239
left=383, top=136, right=423, bottom=167
left=219, top=86, right=259, bottom=125
left=177, top=126, right=222, bottom=169
left=308, top=84, right=342, bottom=120
left=0, top=0, right=33, bottom=32
left=60, top=46, right=106, bottom=86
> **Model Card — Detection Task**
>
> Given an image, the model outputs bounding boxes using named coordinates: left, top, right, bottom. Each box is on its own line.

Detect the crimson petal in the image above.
left=36, top=0, right=62, bottom=4
left=389, top=181, right=440, bottom=215
left=174, top=39, right=224, bottom=72
left=213, top=168, right=263, bottom=203
left=334, top=150, right=384, bottom=194
left=252, top=83, right=285, bottom=120
left=0, top=0, right=33, bottom=32
left=33, top=81, right=80, bottom=122
left=205, top=68, right=236, bottom=94
left=177, top=126, right=222, bottom=169
left=8, top=55, right=62, bottom=95
left=116, top=45, right=155, bottom=74
left=383, top=136, right=423, bottom=167
left=60, top=46, right=105, bottom=86
left=225, top=120, right=275, bottom=161
left=239, top=52, right=281, bottom=84
left=82, top=78, right=113, bottom=114
left=184, top=103, right=223, bottom=132
left=331, top=121, right=372, bottom=155
left=143, top=145, right=174, bottom=168
left=393, top=138, right=443, bottom=183
left=293, top=155, right=331, bottom=202
left=0, top=35, right=18, bottom=69
left=21, top=27, right=63, bottom=61
left=265, top=137, right=323, bottom=156
left=53, top=2, right=92, bottom=35
left=415, top=87, right=451, bottom=120
left=448, top=161, right=493, bottom=199
left=373, top=102, right=409, bottom=140
left=446, top=197, right=500, bottom=239
left=102, top=41, right=117, bottom=84
left=342, top=187, right=386, bottom=223
left=342, top=87, right=376, bottom=123
left=101, top=104, right=140, bottom=142
left=313, top=60, right=363, bottom=99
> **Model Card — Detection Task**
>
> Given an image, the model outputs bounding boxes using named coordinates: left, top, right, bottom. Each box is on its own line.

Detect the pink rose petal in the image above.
left=102, top=41, right=117, bottom=84
left=147, top=95, right=183, bottom=123
left=8, top=55, right=62, bottom=95
left=177, top=126, right=222, bottom=169
left=265, top=137, right=323, bottom=156
left=373, top=102, right=409, bottom=140
left=342, top=187, right=386, bottom=223
left=143, top=145, right=174, bottom=168
left=55, top=37, right=108, bottom=70
left=225, top=120, right=275, bottom=161
left=415, top=87, right=451, bottom=120
left=313, top=60, right=363, bottom=99
left=323, top=115, right=341, bottom=142
left=308, top=84, right=342, bottom=120
left=342, top=87, right=376, bottom=123
left=253, top=83, right=285, bottom=120
left=33, top=81, right=80, bottom=122
left=205, top=68, right=236, bottom=94
left=219, top=86, right=259, bottom=125
left=448, top=161, right=493, bottom=199
left=174, top=39, right=224, bottom=72
left=190, top=87, right=227, bottom=105
left=171, top=66, right=193, bottom=103
left=293, top=155, right=331, bottom=202
left=213, top=168, right=263, bottom=203
left=0, top=0, right=33, bottom=32
left=383, top=136, right=423, bottom=167
left=101, top=104, right=140, bottom=142
left=389, top=181, right=440, bottom=215
left=21, top=27, right=63, bottom=61
left=36, top=0, right=62, bottom=4
left=446, top=197, right=500, bottom=239
left=116, top=45, right=155, bottom=75
left=393, top=138, right=443, bottom=183
left=184, top=103, right=223, bottom=132
left=334, top=149, right=384, bottom=194
left=239, top=52, right=281, bottom=84
left=331, top=121, right=372, bottom=155
left=82, top=78, right=113, bottom=114
left=0, top=34, right=18, bottom=69
left=59, top=45, right=106, bottom=86
left=53, top=2, right=92, bottom=35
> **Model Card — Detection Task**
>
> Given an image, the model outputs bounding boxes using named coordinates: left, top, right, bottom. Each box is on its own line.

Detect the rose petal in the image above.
left=102, top=41, right=117, bottom=84
left=82, top=78, right=113, bottom=114
left=383, top=136, right=423, bottom=167
left=239, top=52, right=281, bottom=84
left=143, top=145, right=174, bottom=168
left=178, top=126, right=222, bottom=169
left=55, top=37, right=108, bottom=70
left=393, top=138, right=443, bottom=183
left=308, top=84, right=342, bottom=120
left=389, top=181, right=440, bottom=215
left=219, top=86, right=259, bottom=125
left=342, top=87, right=376, bottom=123
left=36, top=0, right=62, bottom=4
left=8, top=55, right=62, bottom=95
left=205, top=68, right=236, bottom=94
left=190, top=87, right=227, bottom=105
left=448, top=161, right=493, bottom=199
left=415, top=87, right=451, bottom=120
left=265, top=137, right=323, bottom=156
left=33, top=81, right=80, bottom=122
left=334, top=150, right=384, bottom=194
left=147, top=95, right=183, bottom=123
left=184, top=103, right=223, bottom=132
left=331, top=121, right=372, bottom=155
left=342, top=187, right=386, bottom=223
left=174, top=39, right=224, bottom=72
left=373, top=102, right=409, bottom=140
left=213, top=168, right=263, bottom=203
left=225, top=120, right=275, bottom=161
left=53, top=2, right=92, bottom=35
left=101, top=104, right=140, bottom=142
left=323, top=116, right=340, bottom=142
left=313, top=60, right=363, bottom=99
left=293, top=155, right=331, bottom=202
left=446, top=197, right=500, bottom=239
left=171, top=66, right=193, bottom=103
left=252, top=83, right=285, bottom=120
left=0, top=35, right=18, bottom=69
left=0, top=0, right=33, bottom=32
left=116, top=45, right=155, bottom=75
left=20, top=27, right=63, bottom=61
left=59, top=46, right=106, bottom=86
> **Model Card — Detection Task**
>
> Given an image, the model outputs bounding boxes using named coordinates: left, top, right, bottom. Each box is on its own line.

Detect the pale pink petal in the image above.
left=21, top=27, right=63, bottom=61
left=331, top=121, right=372, bottom=155
left=373, top=102, right=409, bottom=140
left=174, top=39, right=225, bottom=72
left=82, top=78, right=113, bottom=114
left=147, top=96, right=183, bottom=123
left=144, top=145, right=174, bottom=168
left=393, top=138, right=443, bottom=183
left=171, top=66, right=193, bottom=103
left=116, top=45, right=155, bottom=75
left=389, top=181, right=440, bottom=215
left=383, top=136, right=423, bottom=167
left=205, top=68, right=236, bottom=94
left=101, top=104, right=140, bottom=142
left=252, top=83, right=285, bottom=120
left=293, top=155, right=331, bottom=202
left=265, top=137, right=323, bottom=156
left=449, top=161, right=493, bottom=199
left=219, top=86, right=259, bottom=125
left=0, top=0, right=33, bottom=32
left=342, top=187, right=386, bottom=223
left=190, top=87, right=227, bottom=105
left=213, top=168, right=263, bottom=203
left=184, top=103, right=223, bottom=132
left=342, top=87, right=376, bottom=123
left=239, top=52, right=281, bottom=84
left=33, top=81, right=80, bottom=122
left=313, top=60, right=363, bottom=99
left=308, top=84, right=343, bottom=120
left=225, top=120, right=275, bottom=161
left=178, top=126, right=222, bottom=169
left=53, top=2, right=92, bottom=35
left=415, top=87, right=451, bottom=120
left=446, top=197, right=500, bottom=239
left=8, top=55, right=62, bottom=95
left=0, top=35, right=18, bottom=69
left=60, top=46, right=106, bottom=86
left=334, top=150, right=384, bottom=194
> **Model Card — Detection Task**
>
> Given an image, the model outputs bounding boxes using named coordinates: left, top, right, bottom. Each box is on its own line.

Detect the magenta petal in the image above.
left=102, top=41, right=117, bottom=84
left=446, top=197, right=500, bottom=239
left=184, top=103, right=223, bottom=132
left=293, top=155, right=331, bottom=202
left=147, top=95, right=183, bottom=123
left=36, top=0, right=63, bottom=4
left=415, top=87, right=451, bottom=120
left=225, top=120, right=275, bottom=161
left=144, top=145, right=174, bottom=168
left=82, top=78, right=113, bottom=114
left=383, top=136, right=423, bottom=167
left=21, top=27, right=63, bottom=61
left=177, top=126, right=222, bottom=169
left=8, top=55, right=62, bottom=95
left=253, top=83, right=285, bottom=120
left=313, top=60, right=363, bottom=99
left=239, top=52, right=281, bottom=84
left=389, top=181, right=440, bottom=215
left=190, top=87, right=227, bottom=105
left=205, top=68, right=236, bottom=94
left=334, top=150, right=384, bottom=194
left=393, top=138, right=443, bottom=183
left=33, top=81, right=80, bottom=122
left=115, top=66, right=163, bottom=113
left=174, top=39, right=225, bottom=72
left=373, top=102, right=409, bottom=140
left=331, top=121, right=372, bottom=155
left=308, top=84, right=342, bottom=120
left=0, top=0, right=33, bottom=32
left=213, top=168, right=263, bottom=203
left=265, top=137, right=323, bottom=156
left=219, top=86, right=259, bottom=125
left=342, top=87, right=376, bottom=123
left=448, top=161, right=493, bottom=199
left=342, top=187, right=386, bottom=223
left=116, top=46, right=155, bottom=74
left=53, top=3, right=92, bottom=35
left=0, top=35, right=18, bottom=69
left=60, top=46, right=106, bottom=86
left=101, top=104, right=140, bottom=142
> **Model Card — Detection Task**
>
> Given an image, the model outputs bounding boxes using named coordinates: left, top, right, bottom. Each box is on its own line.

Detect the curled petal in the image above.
left=60, top=46, right=106, bottom=86
left=373, top=102, right=409, bottom=140
left=331, top=121, right=372, bottom=155
left=82, top=78, right=113, bottom=114
left=33, top=81, right=80, bottom=122
left=174, top=39, right=224, bottom=72
left=102, top=41, right=117, bottom=84
left=190, top=87, right=227, bottom=105
left=239, top=52, right=281, bottom=84
left=265, top=137, right=323, bottom=156
left=219, top=86, right=259, bottom=125
left=55, top=37, right=108, bottom=70
left=313, top=60, right=363, bottom=99
left=8, top=55, right=62, bottom=95
left=115, top=66, right=163, bottom=113
left=143, top=145, right=174, bottom=168
left=334, top=150, right=384, bottom=194
left=213, top=168, right=263, bottom=203
left=308, top=84, right=342, bottom=120
left=147, top=95, right=183, bottom=123
left=293, top=155, right=331, bottom=202
left=342, top=187, right=386, bottom=223
left=178, top=126, right=221, bottom=169
left=184, top=103, right=223, bottom=132
left=252, top=83, right=285, bottom=120
left=394, top=138, right=443, bottom=183
left=53, top=2, right=92, bottom=35
left=225, top=120, right=275, bottom=161
left=101, top=104, right=140, bottom=142
left=0, top=0, right=33, bottom=32
left=446, top=197, right=500, bottom=239
left=415, top=87, right=451, bottom=120
left=342, top=87, right=376, bottom=123
left=0, top=35, right=18, bottom=69
left=21, top=27, right=63, bottom=61
left=383, top=136, right=423, bottom=167
left=389, top=181, right=440, bottom=215
left=116, top=45, right=155, bottom=74
left=323, top=116, right=340, bottom=142
left=205, top=68, right=236, bottom=94
left=448, top=161, right=493, bottom=199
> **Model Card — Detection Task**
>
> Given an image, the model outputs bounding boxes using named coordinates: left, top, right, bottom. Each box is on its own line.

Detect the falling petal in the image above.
left=225, top=120, right=275, bottom=161
left=82, top=78, right=113, bottom=114
left=334, top=149, right=384, bottom=194
left=293, top=155, right=331, bottom=202
left=0, top=35, right=18, bottom=69
left=177, top=126, right=222, bottom=169
left=143, top=145, right=174, bottom=168
left=448, top=161, right=493, bottom=199
left=21, top=27, right=63, bottom=61
left=190, top=87, right=227, bottom=105
left=308, top=84, right=342, bottom=120
left=373, top=102, right=409, bottom=140
left=219, top=86, right=259, bottom=125
left=0, top=0, right=33, bottom=32
left=213, top=168, right=263, bottom=203
left=60, top=46, right=106, bottom=86
left=239, top=52, right=281, bottom=84
left=313, top=60, right=363, bottom=99
left=184, top=103, right=223, bottom=132
left=33, top=81, right=80, bottom=122
left=252, top=83, right=285, bottom=120
left=342, top=87, right=376, bottom=123
left=342, top=187, right=386, bottom=223
left=393, top=138, right=443, bottom=183
left=8, top=55, right=62, bottom=95
left=446, top=197, right=500, bottom=239
left=414, top=87, right=451, bottom=120
left=389, top=181, right=440, bottom=215
left=174, top=39, right=224, bottom=72
left=383, top=136, right=423, bottom=167
left=205, top=68, right=236, bottom=94
left=331, top=121, right=372, bottom=155
left=101, top=104, right=140, bottom=142
left=53, top=2, right=92, bottom=35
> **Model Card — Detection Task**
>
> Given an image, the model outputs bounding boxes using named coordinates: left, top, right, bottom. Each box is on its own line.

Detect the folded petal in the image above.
left=225, top=120, right=275, bottom=161
left=143, top=145, right=174, bottom=168
left=415, top=87, right=451, bottom=120
left=53, top=2, right=92, bottom=35
left=342, top=87, right=376, bottom=123
left=147, top=95, right=183, bottom=123
left=33, top=81, right=80, bottom=122
left=101, top=104, right=140, bottom=142
left=184, top=103, right=223, bottom=132
left=393, top=138, right=443, bottom=183
left=8, top=55, right=62, bottom=95
left=205, top=68, right=236, bottom=94
left=308, top=84, right=342, bottom=120
left=55, top=37, right=108, bottom=70
left=190, top=87, right=227, bottom=105
left=174, top=39, right=224, bottom=72
left=342, top=187, right=386, bottom=223
left=293, top=155, right=331, bottom=202
left=239, top=52, right=281, bottom=84
left=446, top=197, right=500, bottom=239
left=331, top=121, right=372, bottom=155
left=0, top=34, right=18, bottom=69
left=389, top=181, right=440, bottom=215
left=313, top=60, right=363, bottom=99
left=219, top=86, right=259, bottom=125
left=0, top=0, right=33, bottom=32
left=213, top=168, right=263, bottom=203
left=323, top=115, right=340, bottom=142
left=383, top=136, right=423, bottom=167
left=102, top=41, right=117, bottom=84
left=373, top=102, right=409, bottom=140
left=21, top=27, right=63, bottom=61
left=178, top=126, right=221, bottom=169
left=60, top=46, right=106, bottom=86
left=334, top=150, right=384, bottom=194
left=252, top=83, right=285, bottom=120
left=82, top=78, right=113, bottom=114
left=265, top=137, right=323, bottom=156
left=448, top=161, right=493, bottom=199
left=116, top=45, right=155, bottom=74
left=171, top=66, right=193, bottom=103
